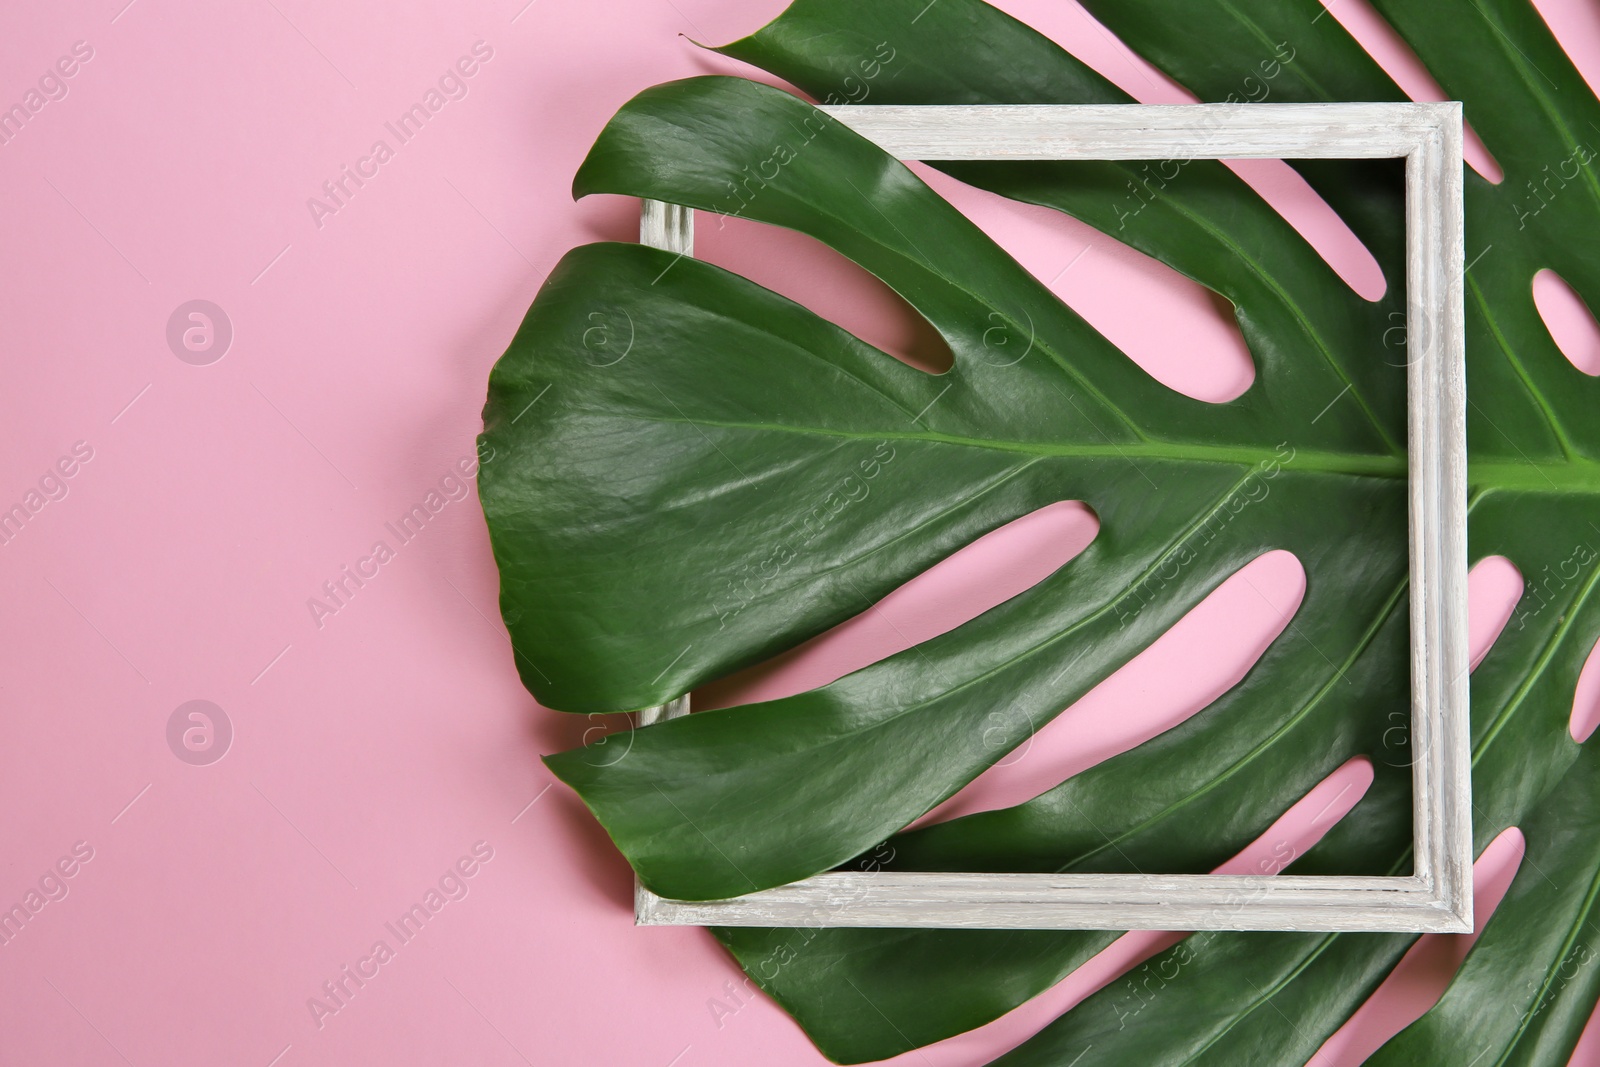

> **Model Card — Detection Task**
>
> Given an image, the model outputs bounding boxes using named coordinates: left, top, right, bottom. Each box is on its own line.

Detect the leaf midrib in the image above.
left=619, top=411, right=1405, bottom=478
left=588, top=407, right=1600, bottom=493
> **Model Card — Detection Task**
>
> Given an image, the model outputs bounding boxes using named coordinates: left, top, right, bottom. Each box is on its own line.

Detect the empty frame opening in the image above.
left=634, top=99, right=1464, bottom=933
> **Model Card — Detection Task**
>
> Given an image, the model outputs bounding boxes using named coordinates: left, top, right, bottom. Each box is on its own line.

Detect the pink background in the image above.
left=4, top=0, right=1600, bottom=1064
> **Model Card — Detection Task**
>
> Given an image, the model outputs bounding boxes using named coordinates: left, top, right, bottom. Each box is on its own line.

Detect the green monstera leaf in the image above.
left=477, top=0, right=1600, bottom=1063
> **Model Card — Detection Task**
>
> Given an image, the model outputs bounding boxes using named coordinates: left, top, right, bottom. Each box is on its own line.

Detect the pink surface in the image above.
left=1315, top=827, right=1529, bottom=1066
left=1536, top=269, right=1600, bottom=376
left=4, top=1, right=1599, bottom=1065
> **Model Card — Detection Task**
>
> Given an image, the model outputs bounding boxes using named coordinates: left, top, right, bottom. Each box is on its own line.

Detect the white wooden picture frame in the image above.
left=633, top=102, right=1469, bottom=933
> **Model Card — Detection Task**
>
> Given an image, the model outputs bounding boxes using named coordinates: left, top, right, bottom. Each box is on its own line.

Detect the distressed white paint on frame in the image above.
left=631, top=102, right=1469, bottom=934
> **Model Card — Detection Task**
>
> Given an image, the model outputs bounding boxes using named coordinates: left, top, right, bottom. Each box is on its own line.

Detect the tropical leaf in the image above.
left=477, top=0, right=1600, bottom=1063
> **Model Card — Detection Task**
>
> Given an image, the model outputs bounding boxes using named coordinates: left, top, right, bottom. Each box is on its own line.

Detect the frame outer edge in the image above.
left=627, top=105, right=1471, bottom=933
left=1435, top=102, right=1473, bottom=931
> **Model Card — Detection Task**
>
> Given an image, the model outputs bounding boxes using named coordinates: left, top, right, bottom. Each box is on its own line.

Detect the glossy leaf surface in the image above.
left=477, top=0, right=1600, bottom=1062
